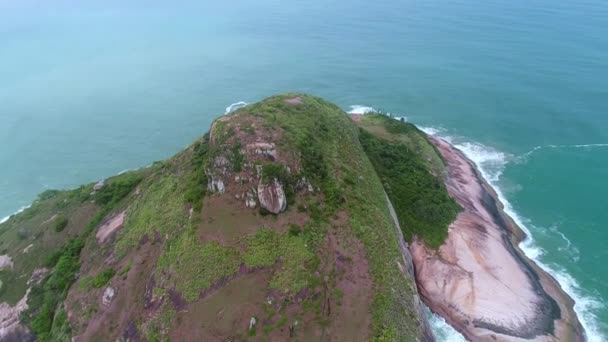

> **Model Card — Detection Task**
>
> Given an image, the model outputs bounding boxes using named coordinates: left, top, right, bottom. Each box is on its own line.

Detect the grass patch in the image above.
left=242, top=228, right=282, bottom=268
left=141, top=301, right=176, bottom=342
left=116, top=175, right=187, bottom=257
left=242, top=227, right=317, bottom=295
left=157, top=229, right=241, bottom=302
left=80, top=268, right=115, bottom=289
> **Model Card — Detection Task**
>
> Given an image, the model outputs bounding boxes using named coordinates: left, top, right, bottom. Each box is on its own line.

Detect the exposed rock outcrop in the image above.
left=0, top=289, right=34, bottom=342
left=247, top=142, right=277, bottom=161
left=385, top=193, right=435, bottom=342
left=102, top=287, right=115, bottom=307
left=0, top=256, right=13, bottom=271
left=207, top=176, right=225, bottom=194
left=257, top=180, right=287, bottom=214
left=96, top=211, right=126, bottom=244
left=412, top=137, right=584, bottom=341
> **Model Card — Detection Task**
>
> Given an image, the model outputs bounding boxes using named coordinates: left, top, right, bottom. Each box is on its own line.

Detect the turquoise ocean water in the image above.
left=1, top=1, right=606, bottom=340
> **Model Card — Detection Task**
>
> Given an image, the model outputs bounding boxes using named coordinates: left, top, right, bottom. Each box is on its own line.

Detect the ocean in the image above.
left=1, top=0, right=606, bottom=340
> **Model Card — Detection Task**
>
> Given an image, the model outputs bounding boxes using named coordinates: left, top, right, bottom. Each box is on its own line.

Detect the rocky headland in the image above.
left=411, top=136, right=585, bottom=341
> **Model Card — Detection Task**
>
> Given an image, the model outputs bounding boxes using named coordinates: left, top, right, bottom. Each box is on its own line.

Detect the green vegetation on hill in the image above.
left=239, top=94, right=428, bottom=339
left=243, top=227, right=317, bottom=294
left=0, top=94, right=461, bottom=341
left=158, top=226, right=241, bottom=302
left=358, top=119, right=460, bottom=248
left=15, top=170, right=145, bottom=341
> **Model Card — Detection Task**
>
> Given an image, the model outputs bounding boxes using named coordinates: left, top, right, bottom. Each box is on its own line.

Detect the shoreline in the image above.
left=412, top=136, right=585, bottom=341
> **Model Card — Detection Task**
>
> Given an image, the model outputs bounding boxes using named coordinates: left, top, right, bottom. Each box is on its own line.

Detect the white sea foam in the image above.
left=0, top=205, right=31, bottom=225
left=425, top=306, right=466, bottom=342
left=427, top=129, right=607, bottom=341
left=418, top=126, right=444, bottom=136
left=225, top=101, right=248, bottom=114
left=347, top=105, right=377, bottom=115
left=520, top=143, right=608, bottom=162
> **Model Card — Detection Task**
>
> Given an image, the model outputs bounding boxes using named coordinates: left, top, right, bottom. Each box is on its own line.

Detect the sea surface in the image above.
left=1, top=0, right=607, bottom=340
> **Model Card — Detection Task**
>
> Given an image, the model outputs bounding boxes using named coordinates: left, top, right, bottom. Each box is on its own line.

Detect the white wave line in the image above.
left=521, top=143, right=608, bottom=160
left=225, top=101, right=248, bottom=114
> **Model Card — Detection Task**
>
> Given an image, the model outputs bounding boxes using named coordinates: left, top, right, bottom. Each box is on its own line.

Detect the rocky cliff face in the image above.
left=355, top=113, right=584, bottom=342
left=411, top=137, right=584, bottom=342
left=0, top=94, right=433, bottom=341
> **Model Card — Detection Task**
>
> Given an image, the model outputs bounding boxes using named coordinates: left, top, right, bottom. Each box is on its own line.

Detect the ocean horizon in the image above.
left=1, top=0, right=607, bottom=340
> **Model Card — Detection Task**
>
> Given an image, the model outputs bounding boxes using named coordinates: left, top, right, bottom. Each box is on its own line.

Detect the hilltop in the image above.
left=0, top=94, right=456, bottom=341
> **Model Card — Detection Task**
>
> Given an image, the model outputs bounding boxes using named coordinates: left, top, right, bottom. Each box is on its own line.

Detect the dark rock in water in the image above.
left=257, top=180, right=287, bottom=214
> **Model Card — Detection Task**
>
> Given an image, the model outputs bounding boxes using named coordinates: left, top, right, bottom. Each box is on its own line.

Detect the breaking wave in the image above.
left=0, top=205, right=31, bottom=225
left=347, top=105, right=377, bottom=115
left=225, top=101, right=248, bottom=114
left=520, top=143, right=608, bottom=162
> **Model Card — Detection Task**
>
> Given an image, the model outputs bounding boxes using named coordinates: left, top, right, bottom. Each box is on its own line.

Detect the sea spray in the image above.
left=425, top=306, right=466, bottom=342
left=347, top=105, right=377, bottom=115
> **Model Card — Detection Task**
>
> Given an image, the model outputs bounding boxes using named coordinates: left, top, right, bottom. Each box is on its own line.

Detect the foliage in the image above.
left=95, top=172, right=143, bottom=206
left=116, top=175, right=187, bottom=257
left=38, top=190, right=60, bottom=201
left=80, top=268, right=115, bottom=289
left=359, top=128, right=460, bottom=248
left=53, top=216, right=69, bottom=233
left=184, top=138, right=209, bottom=212
left=22, top=237, right=84, bottom=341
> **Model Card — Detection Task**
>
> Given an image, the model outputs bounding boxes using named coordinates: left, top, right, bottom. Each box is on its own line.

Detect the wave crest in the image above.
left=225, top=101, right=248, bottom=114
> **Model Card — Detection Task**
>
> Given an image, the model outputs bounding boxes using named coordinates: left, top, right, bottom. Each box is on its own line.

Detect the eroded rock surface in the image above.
left=96, top=211, right=126, bottom=244
left=412, top=137, right=584, bottom=341
left=257, top=180, right=287, bottom=214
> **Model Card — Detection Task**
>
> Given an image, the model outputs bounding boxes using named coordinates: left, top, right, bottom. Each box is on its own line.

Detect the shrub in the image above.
left=54, top=216, right=69, bottom=232
left=95, top=172, right=143, bottom=206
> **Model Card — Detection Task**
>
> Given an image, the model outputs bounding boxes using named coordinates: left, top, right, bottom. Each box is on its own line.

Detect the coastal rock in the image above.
left=93, top=179, right=105, bottom=191
left=0, top=289, right=34, bottom=342
left=412, top=137, right=584, bottom=341
left=257, top=180, right=287, bottom=214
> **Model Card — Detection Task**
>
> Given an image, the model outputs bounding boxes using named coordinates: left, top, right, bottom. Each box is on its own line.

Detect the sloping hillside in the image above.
left=0, top=94, right=442, bottom=341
